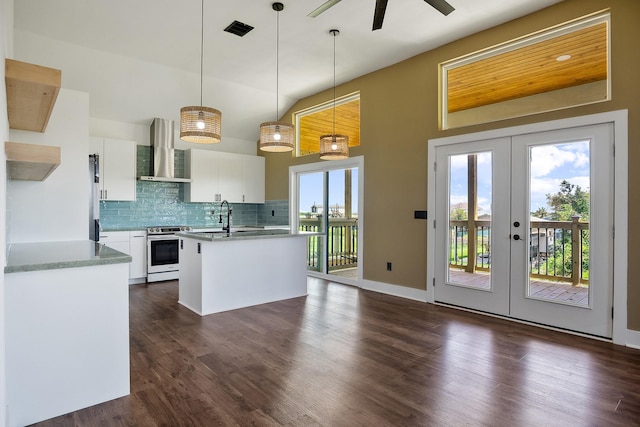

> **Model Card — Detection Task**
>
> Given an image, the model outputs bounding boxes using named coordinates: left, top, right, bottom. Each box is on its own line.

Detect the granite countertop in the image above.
left=178, top=229, right=318, bottom=242
left=5, top=240, right=132, bottom=273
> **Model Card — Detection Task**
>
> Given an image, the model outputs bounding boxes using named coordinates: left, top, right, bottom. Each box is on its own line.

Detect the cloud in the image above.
left=530, top=141, right=589, bottom=178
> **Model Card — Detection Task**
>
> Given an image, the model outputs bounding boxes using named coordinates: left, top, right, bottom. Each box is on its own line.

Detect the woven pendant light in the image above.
left=180, top=0, right=222, bottom=144
left=320, top=29, right=348, bottom=160
left=259, top=2, right=294, bottom=153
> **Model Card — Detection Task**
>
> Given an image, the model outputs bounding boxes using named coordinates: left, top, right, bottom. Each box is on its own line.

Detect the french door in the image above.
left=434, top=124, right=614, bottom=338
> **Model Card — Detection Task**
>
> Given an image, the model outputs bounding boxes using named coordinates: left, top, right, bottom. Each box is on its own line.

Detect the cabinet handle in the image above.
left=105, top=189, right=108, bottom=199
left=243, top=195, right=245, bottom=202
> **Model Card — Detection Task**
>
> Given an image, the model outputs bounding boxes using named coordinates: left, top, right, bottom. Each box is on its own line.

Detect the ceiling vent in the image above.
left=224, top=21, right=254, bottom=37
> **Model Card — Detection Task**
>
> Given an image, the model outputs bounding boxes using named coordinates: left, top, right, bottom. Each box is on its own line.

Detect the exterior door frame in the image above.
left=427, top=110, right=628, bottom=345
left=289, top=155, right=365, bottom=286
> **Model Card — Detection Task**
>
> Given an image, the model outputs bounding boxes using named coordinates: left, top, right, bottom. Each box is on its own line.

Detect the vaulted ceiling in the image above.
left=12, top=0, right=564, bottom=146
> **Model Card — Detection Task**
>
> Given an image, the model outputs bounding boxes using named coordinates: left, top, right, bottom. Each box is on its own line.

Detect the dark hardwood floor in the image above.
left=34, top=278, right=640, bottom=426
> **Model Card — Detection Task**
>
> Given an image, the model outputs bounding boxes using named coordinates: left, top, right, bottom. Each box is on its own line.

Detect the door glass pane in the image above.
left=447, top=152, right=492, bottom=289
left=528, top=141, right=590, bottom=306
left=299, top=172, right=325, bottom=272
left=327, top=169, right=358, bottom=279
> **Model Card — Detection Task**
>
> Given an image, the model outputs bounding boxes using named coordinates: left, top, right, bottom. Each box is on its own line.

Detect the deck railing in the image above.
left=449, top=217, right=589, bottom=285
left=299, top=218, right=358, bottom=271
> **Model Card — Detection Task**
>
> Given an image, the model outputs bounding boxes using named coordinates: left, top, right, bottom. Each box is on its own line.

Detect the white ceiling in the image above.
left=13, top=0, right=563, bottom=144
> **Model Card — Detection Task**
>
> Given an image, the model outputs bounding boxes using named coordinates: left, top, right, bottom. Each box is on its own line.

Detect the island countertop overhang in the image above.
left=177, top=230, right=321, bottom=242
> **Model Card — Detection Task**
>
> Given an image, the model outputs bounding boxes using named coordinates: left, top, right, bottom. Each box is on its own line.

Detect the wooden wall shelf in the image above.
left=5, top=141, right=61, bottom=181
left=5, top=58, right=61, bottom=133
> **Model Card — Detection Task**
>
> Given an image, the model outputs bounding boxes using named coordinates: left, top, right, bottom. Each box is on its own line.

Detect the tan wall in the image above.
left=262, top=0, right=640, bottom=330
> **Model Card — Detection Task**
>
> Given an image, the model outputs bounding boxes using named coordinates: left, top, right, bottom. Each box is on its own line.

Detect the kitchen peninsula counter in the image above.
left=5, top=240, right=131, bottom=273
left=4, top=240, right=130, bottom=426
left=178, top=230, right=314, bottom=316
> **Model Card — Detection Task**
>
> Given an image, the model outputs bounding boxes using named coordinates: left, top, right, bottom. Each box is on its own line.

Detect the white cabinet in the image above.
left=184, top=149, right=264, bottom=204
left=241, top=154, right=265, bottom=203
left=217, top=152, right=243, bottom=203
left=129, top=230, right=147, bottom=280
left=99, top=231, right=129, bottom=255
left=89, top=137, right=136, bottom=201
left=184, top=149, right=218, bottom=203
left=99, top=230, right=147, bottom=281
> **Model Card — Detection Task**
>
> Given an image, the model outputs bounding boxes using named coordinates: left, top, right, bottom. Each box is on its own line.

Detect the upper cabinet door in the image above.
left=90, top=137, right=136, bottom=201
left=103, top=139, right=136, bottom=201
left=184, top=148, right=219, bottom=203
left=241, top=155, right=265, bottom=204
left=217, top=152, right=243, bottom=203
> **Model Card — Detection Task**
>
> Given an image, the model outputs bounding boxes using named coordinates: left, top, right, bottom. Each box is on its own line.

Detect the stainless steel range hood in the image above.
left=138, top=118, right=191, bottom=183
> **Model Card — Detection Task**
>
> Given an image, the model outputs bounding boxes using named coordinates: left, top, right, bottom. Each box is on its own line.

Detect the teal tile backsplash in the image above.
left=100, top=146, right=289, bottom=230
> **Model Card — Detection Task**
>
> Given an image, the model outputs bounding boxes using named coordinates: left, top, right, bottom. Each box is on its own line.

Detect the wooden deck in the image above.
left=449, top=269, right=589, bottom=306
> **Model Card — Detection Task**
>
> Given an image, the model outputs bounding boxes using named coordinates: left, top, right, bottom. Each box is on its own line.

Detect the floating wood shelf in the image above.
left=5, top=141, right=61, bottom=181
left=5, top=58, right=61, bottom=132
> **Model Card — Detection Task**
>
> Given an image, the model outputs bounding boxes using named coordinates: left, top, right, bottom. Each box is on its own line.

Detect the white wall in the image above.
left=15, top=30, right=259, bottom=155
left=1, top=0, right=13, bottom=423
left=90, top=117, right=257, bottom=155
left=7, top=88, right=90, bottom=243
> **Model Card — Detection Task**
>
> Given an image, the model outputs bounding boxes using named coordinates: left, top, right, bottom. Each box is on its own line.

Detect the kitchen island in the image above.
left=178, top=230, right=312, bottom=316
left=4, top=241, right=131, bottom=427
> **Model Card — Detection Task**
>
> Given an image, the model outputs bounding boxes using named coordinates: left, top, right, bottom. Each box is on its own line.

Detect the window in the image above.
left=439, top=11, right=610, bottom=130
left=294, top=92, right=360, bottom=157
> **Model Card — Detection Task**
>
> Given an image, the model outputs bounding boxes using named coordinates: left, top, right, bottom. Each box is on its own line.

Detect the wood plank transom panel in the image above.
left=298, top=99, right=360, bottom=156
left=447, top=22, right=607, bottom=113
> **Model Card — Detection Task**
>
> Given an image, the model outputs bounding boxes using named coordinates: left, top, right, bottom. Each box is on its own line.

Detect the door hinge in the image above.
left=433, top=162, right=437, bottom=172
left=612, top=225, right=615, bottom=239
left=612, top=306, right=614, bottom=319
left=433, top=219, right=436, bottom=229
left=432, top=277, right=436, bottom=287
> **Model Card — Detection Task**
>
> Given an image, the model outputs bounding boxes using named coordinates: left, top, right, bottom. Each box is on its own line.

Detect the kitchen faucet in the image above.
left=219, top=200, right=232, bottom=233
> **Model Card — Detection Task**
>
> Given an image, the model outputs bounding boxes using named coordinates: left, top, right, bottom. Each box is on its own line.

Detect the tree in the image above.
left=545, top=180, right=590, bottom=221
left=450, top=207, right=467, bottom=220
left=531, top=207, right=549, bottom=219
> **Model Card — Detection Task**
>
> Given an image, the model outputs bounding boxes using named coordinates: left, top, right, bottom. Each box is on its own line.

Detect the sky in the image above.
left=449, top=140, right=590, bottom=217
left=298, top=168, right=359, bottom=214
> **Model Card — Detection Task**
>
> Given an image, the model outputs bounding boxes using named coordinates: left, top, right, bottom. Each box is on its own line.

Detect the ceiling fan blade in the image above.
left=308, top=0, right=342, bottom=18
left=424, top=0, right=455, bottom=16
left=372, top=0, right=389, bottom=31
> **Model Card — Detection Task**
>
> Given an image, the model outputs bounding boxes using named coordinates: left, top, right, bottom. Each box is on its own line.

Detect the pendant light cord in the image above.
left=199, top=0, right=204, bottom=107
left=276, top=9, right=280, bottom=120
left=332, top=30, right=336, bottom=135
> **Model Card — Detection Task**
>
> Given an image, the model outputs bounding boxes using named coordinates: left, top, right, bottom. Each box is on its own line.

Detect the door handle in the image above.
left=513, top=234, right=521, bottom=240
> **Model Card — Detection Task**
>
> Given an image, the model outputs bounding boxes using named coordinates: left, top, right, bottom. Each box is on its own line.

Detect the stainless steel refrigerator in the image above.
left=89, top=154, right=101, bottom=241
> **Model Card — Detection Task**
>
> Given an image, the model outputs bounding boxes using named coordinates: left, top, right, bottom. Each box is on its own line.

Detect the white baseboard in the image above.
left=361, top=279, right=427, bottom=302
left=627, top=329, right=640, bottom=349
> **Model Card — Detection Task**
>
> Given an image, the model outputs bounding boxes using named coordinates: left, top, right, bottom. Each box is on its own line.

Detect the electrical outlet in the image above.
left=272, top=210, right=275, bottom=216
left=387, top=262, right=392, bottom=271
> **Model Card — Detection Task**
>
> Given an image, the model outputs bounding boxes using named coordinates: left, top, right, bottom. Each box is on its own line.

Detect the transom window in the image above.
left=440, top=10, right=610, bottom=130
left=294, top=92, right=360, bottom=157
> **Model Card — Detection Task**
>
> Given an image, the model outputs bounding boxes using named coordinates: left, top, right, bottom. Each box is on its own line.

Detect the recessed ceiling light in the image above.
left=556, top=54, right=572, bottom=62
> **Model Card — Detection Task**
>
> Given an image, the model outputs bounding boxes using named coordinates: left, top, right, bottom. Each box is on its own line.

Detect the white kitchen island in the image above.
left=178, top=230, right=311, bottom=315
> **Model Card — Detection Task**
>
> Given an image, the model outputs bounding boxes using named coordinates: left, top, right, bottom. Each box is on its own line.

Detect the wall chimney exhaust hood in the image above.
left=138, top=118, right=191, bottom=183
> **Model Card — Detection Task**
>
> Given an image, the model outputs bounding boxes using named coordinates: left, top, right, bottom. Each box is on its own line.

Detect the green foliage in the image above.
left=531, top=207, right=549, bottom=219
left=450, top=207, right=468, bottom=220
left=545, top=179, right=590, bottom=221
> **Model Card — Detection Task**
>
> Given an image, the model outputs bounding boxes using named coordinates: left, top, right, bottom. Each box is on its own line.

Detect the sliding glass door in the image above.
left=290, top=157, right=363, bottom=284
